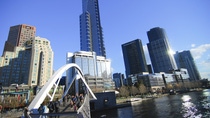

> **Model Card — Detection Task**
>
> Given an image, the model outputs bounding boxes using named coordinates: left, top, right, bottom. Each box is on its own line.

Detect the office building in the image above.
left=113, top=73, right=125, bottom=89
left=128, top=70, right=189, bottom=93
left=80, top=0, right=106, bottom=57
left=0, top=36, right=53, bottom=87
left=147, top=27, right=177, bottom=73
left=147, top=64, right=153, bottom=74
left=173, top=68, right=190, bottom=82
left=122, top=39, right=148, bottom=78
left=66, top=51, right=114, bottom=92
left=3, top=24, right=36, bottom=53
left=137, top=74, right=165, bottom=92
left=174, top=50, right=201, bottom=81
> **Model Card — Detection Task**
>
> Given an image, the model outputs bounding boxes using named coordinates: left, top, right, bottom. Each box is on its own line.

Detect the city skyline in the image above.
left=0, top=0, right=210, bottom=79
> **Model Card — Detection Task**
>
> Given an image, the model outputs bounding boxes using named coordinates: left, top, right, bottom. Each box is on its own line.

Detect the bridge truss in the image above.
left=28, top=63, right=96, bottom=117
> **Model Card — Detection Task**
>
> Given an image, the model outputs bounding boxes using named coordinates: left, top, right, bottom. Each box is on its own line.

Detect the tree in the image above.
left=129, top=86, right=139, bottom=96
left=118, top=86, right=129, bottom=97
left=174, top=83, right=182, bottom=90
left=138, top=83, right=147, bottom=97
left=166, top=83, right=173, bottom=90
left=184, top=81, right=191, bottom=89
left=91, top=87, right=104, bottom=93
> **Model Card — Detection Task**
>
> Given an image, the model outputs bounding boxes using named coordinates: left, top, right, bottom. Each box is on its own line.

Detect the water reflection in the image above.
left=91, top=89, right=210, bottom=118
left=181, top=95, right=201, bottom=118
left=201, top=89, right=210, bottom=117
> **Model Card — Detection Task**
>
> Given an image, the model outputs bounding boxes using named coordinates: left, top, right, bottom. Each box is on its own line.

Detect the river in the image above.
left=91, top=89, right=210, bottom=118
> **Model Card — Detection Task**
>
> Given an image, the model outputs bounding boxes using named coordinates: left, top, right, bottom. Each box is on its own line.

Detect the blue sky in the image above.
left=0, top=0, right=210, bottom=79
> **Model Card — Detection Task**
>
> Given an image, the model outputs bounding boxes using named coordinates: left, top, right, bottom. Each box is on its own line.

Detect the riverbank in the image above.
left=2, top=89, right=204, bottom=117
left=116, top=93, right=169, bottom=104
left=91, top=93, right=168, bottom=113
left=92, top=89, right=210, bottom=118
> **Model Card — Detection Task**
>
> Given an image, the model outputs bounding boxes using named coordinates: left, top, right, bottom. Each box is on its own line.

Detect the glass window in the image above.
left=82, top=57, right=88, bottom=75
left=89, top=58, right=95, bottom=76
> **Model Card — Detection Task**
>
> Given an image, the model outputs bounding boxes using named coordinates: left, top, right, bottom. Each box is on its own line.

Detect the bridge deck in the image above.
left=30, top=112, right=78, bottom=118
left=30, top=102, right=79, bottom=118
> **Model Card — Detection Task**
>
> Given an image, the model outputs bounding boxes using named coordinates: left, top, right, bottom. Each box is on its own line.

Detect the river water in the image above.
left=91, top=89, right=210, bottom=118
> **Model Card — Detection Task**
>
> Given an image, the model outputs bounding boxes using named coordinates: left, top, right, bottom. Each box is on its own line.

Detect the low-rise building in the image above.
left=66, top=51, right=115, bottom=94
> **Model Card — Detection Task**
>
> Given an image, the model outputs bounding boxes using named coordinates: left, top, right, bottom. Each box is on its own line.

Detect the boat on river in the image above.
left=126, top=98, right=142, bottom=105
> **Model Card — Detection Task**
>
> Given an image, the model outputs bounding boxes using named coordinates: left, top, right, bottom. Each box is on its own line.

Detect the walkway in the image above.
left=30, top=100, right=82, bottom=118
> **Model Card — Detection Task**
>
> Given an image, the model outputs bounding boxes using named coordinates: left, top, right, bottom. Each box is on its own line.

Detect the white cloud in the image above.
left=191, top=44, right=196, bottom=48
left=190, top=44, right=210, bottom=60
left=191, top=44, right=210, bottom=79
left=197, top=60, right=210, bottom=70
left=195, top=60, right=210, bottom=79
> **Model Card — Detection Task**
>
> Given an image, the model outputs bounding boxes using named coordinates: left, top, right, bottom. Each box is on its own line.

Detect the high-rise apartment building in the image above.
left=3, top=24, right=36, bottom=53
left=174, top=50, right=201, bottom=81
left=122, top=39, right=148, bottom=78
left=27, top=37, right=54, bottom=86
left=80, top=0, right=106, bottom=57
left=66, top=51, right=114, bottom=92
left=0, top=47, right=31, bottom=86
left=0, top=25, right=53, bottom=87
left=147, top=27, right=177, bottom=73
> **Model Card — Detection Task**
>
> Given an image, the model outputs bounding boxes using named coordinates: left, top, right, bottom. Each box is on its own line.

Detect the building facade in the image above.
left=122, top=39, right=148, bottom=78
left=147, top=64, right=153, bottom=74
left=3, top=24, right=36, bottom=53
left=0, top=47, right=31, bottom=86
left=80, top=0, right=106, bottom=57
left=66, top=51, right=114, bottom=92
left=174, top=50, right=201, bottom=81
left=127, top=70, right=190, bottom=93
left=27, top=37, right=54, bottom=86
left=0, top=36, right=53, bottom=87
left=147, top=27, right=177, bottom=73
left=173, top=68, right=190, bottom=82
left=113, top=73, right=125, bottom=89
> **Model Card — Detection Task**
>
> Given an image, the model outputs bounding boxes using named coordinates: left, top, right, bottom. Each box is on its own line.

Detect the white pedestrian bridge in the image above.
left=26, top=63, right=96, bottom=118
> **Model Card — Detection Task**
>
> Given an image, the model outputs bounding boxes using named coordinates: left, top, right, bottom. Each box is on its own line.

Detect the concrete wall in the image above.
left=90, top=92, right=116, bottom=110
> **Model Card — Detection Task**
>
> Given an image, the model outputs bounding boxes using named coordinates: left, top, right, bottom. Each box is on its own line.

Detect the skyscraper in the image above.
left=122, top=39, right=148, bottom=78
left=80, top=0, right=106, bottom=57
left=147, top=27, right=177, bottom=73
left=3, top=24, right=36, bottom=53
left=174, top=50, right=201, bottom=81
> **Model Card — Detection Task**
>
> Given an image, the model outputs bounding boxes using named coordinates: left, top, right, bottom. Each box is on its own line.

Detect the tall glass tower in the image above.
left=122, top=39, right=148, bottom=78
left=147, top=27, right=177, bottom=73
left=80, top=0, right=106, bottom=57
left=174, top=50, right=201, bottom=81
